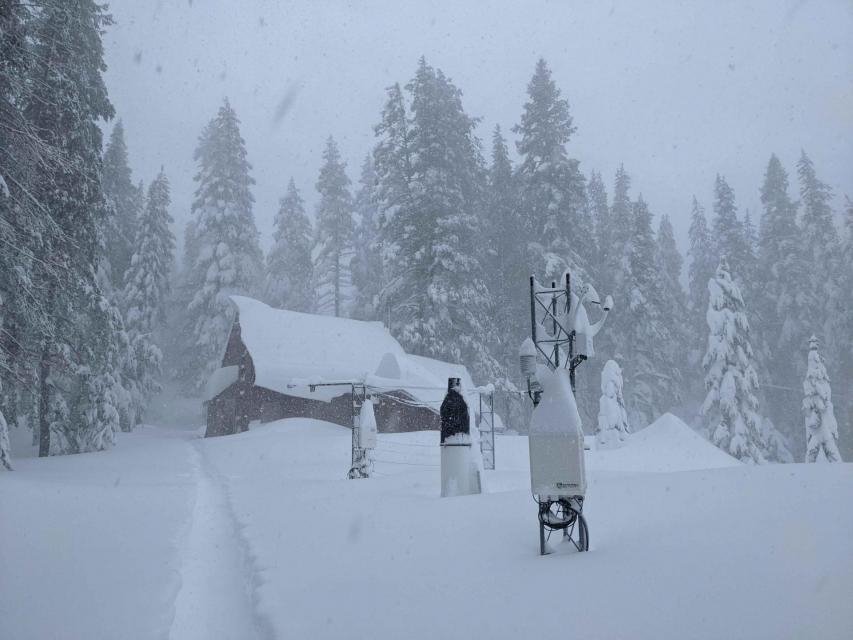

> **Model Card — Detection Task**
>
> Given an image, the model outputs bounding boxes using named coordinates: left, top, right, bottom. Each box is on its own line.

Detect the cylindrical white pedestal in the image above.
left=441, top=444, right=481, bottom=497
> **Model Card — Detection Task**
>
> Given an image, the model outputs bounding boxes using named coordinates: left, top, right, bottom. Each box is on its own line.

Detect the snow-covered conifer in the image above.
left=596, top=165, right=634, bottom=362
left=373, top=83, right=412, bottom=231
left=620, top=196, right=680, bottom=426
left=513, top=58, right=588, bottom=281
left=181, top=99, right=262, bottom=392
left=757, top=154, right=809, bottom=450
left=122, top=170, right=175, bottom=423
left=313, top=136, right=355, bottom=317
left=377, top=58, right=499, bottom=382
left=656, top=213, right=689, bottom=390
left=484, top=125, right=526, bottom=381
left=588, top=171, right=611, bottom=291
left=798, top=152, right=840, bottom=347
left=0, top=0, right=50, bottom=442
left=712, top=175, right=749, bottom=282
left=102, top=120, right=142, bottom=289
left=802, top=336, right=842, bottom=463
left=701, top=258, right=765, bottom=463
left=265, top=178, right=314, bottom=312
left=687, top=197, right=716, bottom=367
left=25, top=0, right=129, bottom=454
left=596, top=360, right=630, bottom=449
left=351, top=155, right=383, bottom=320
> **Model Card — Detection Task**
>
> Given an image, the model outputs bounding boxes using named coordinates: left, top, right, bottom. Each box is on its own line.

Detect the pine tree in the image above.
left=351, top=155, right=383, bottom=320
left=832, top=197, right=853, bottom=457
left=712, top=175, right=749, bottom=281
left=377, top=58, right=498, bottom=381
left=687, top=197, right=716, bottom=368
left=588, top=170, right=611, bottom=290
left=798, top=151, right=840, bottom=348
left=182, top=99, right=262, bottom=392
left=102, top=120, right=142, bottom=289
left=596, top=359, right=630, bottom=449
left=802, top=336, right=842, bottom=462
left=25, top=0, right=128, bottom=454
left=122, top=170, right=174, bottom=423
left=265, top=178, right=314, bottom=312
left=757, top=154, right=809, bottom=452
left=484, top=125, right=526, bottom=384
left=313, top=136, right=355, bottom=317
left=610, top=165, right=634, bottom=270
left=373, top=82, right=412, bottom=228
left=656, top=213, right=689, bottom=392
left=701, top=258, right=765, bottom=463
left=513, top=58, right=588, bottom=282
left=0, top=0, right=50, bottom=444
left=620, top=196, right=680, bottom=426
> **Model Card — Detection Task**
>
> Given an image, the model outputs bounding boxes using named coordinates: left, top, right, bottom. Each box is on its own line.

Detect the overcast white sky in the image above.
left=103, top=0, right=853, bottom=255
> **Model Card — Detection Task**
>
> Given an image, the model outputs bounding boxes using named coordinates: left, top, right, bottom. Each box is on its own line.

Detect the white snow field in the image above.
left=2, top=414, right=852, bottom=640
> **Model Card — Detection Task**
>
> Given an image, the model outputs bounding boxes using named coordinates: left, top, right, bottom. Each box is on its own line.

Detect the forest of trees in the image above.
left=2, top=2, right=851, bottom=468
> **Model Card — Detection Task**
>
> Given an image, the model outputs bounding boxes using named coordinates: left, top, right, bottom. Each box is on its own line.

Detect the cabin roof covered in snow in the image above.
left=224, top=296, right=477, bottom=408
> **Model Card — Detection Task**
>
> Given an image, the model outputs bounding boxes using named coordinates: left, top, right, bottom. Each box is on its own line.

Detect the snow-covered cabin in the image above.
left=204, top=296, right=477, bottom=437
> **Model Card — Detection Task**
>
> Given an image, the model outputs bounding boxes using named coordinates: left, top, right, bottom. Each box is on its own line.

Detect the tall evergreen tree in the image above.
left=313, top=136, right=355, bottom=317
left=701, top=258, right=765, bottom=463
left=181, top=99, right=262, bottom=392
left=373, top=83, right=412, bottom=230
left=832, top=197, right=853, bottom=458
left=588, top=170, right=611, bottom=290
left=802, top=336, right=842, bottom=463
left=351, top=155, right=383, bottom=320
left=377, top=58, right=498, bottom=381
left=122, top=170, right=174, bottom=423
left=102, top=120, right=142, bottom=289
left=0, top=0, right=49, bottom=446
left=797, top=151, right=840, bottom=347
left=484, top=125, right=526, bottom=384
left=619, top=196, right=680, bottom=426
left=757, top=154, right=809, bottom=452
left=610, top=165, right=634, bottom=269
left=712, top=175, right=749, bottom=281
left=656, top=213, right=689, bottom=392
left=596, top=165, right=634, bottom=371
left=265, top=178, right=314, bottom=312
left=687, top=197, right=716, bottom=368
left=513, top=58, right=589, bottom=282
left=25, top=0, right=128, bottom=454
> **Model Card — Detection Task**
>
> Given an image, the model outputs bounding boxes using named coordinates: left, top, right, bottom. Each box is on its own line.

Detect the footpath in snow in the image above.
left=2, top=414, right=852, bottom=640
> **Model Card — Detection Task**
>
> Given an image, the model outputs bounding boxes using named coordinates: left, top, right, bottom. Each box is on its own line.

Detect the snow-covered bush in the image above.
left=596, top=360, right=630, bottom=449
left=803, top=335, right=842, bottom=463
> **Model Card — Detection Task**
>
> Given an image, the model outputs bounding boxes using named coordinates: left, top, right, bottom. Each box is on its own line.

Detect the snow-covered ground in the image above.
left=2, top=414, right=851, bottom=639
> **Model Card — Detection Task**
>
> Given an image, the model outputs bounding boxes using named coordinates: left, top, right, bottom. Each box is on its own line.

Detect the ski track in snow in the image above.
left=169, top=440, right=274, bottom=640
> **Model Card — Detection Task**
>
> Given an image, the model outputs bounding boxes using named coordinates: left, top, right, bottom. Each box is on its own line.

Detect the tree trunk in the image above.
left=38, top=347, right=50, bottom=457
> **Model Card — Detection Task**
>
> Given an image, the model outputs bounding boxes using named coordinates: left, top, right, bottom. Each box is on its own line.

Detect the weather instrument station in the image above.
left=520, top=272, right=613, bottom=555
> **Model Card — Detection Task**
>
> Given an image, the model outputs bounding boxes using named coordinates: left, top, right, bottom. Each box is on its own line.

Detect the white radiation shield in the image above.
left=528, top=367, right=587, bottom=499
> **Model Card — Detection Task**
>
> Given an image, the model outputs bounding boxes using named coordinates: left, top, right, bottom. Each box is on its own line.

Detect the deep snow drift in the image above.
left=1, top=416, right=851, bottom=640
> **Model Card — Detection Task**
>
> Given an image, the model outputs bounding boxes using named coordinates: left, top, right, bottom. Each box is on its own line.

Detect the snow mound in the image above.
left=591, top=412, right=740, bottom=473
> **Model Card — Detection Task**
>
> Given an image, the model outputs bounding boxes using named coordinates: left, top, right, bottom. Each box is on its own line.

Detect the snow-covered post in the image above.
left=803, top=336, right=843, bottom=463
left=440, top=378, right=481, bottom=497
left=348, top=386, right=375, bottom=479
left=596, top=360, right=630, bottom=449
